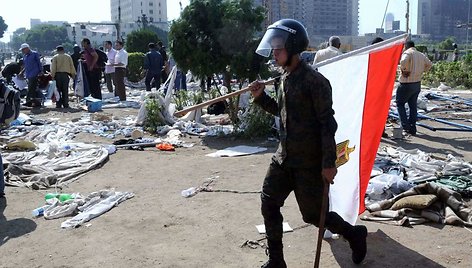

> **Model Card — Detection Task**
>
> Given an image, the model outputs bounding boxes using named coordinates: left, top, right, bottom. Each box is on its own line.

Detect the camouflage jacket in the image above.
left=254, top=61, right=337, bottom=169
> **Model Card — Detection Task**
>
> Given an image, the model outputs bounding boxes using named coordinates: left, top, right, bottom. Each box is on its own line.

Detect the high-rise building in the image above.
left=111, top=0, right=168, bottom=36
left=385, top=13, right=394, bottom=33
left=418, top=0, right=471, bottom=42
left=255, top=0, right=359, bottom=46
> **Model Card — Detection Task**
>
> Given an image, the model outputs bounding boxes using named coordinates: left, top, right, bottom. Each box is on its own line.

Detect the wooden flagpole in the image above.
left=173, top=77, right=279, bottom=117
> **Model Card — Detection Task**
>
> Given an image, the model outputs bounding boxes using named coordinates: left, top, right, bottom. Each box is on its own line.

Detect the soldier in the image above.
left=249, top=19, right=368, bottom=268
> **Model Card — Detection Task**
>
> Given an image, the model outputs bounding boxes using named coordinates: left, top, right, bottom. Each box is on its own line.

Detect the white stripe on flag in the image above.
left=315, top=35, right=407, bottom=224
left=318, top=54, right=369, bottom=224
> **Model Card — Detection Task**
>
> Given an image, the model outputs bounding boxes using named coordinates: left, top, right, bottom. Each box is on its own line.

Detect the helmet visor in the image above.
left=255, top=28, right=291, bottom=57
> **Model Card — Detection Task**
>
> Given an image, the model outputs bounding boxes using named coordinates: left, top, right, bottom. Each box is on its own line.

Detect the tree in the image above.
left=169, top=0, right=266, bottom=123
left=10, top=28, right=27, bottom=52
left=169, top=0, right=265, bottom=81
left=0, top=16, right=7, bottom=39
left=11, top=25, right=69, bottom=53
left=126, top=29, right=159, bottom=53
left=148, top=25, right=169, bottom=47
left=438, top=37, right=455, bottom=50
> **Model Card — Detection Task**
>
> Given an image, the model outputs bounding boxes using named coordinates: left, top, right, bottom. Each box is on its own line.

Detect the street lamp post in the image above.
left=137, top=14, right=153, bottom=30
left=72, top=26, right=76, bottom=43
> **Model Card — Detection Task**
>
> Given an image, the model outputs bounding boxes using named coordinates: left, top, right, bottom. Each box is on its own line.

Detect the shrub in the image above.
left=236, top=102, right=275, bottom=139
left=423, top=60, right=472, bottom=89
left=144, top=97, right=165, bottom=133
left=127, top=52, right=145, bottom=82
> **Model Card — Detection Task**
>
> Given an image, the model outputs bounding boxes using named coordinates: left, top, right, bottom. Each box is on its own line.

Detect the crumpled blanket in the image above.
left=362, top=182, right=472, bottom=227
left=42, top=190, right=134, bottom=228
left=2, top=123, right=110, bottom=189
left=3, top=142, right=109, bottom=189
left=377, top=147, right=472, bottom=183
left=426, top=175, right=472, bottom=198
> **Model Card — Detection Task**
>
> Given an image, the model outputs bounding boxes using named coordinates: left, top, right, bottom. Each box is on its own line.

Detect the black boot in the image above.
left=326, top=212, right=367, bottom=264
left=344, top=225, right=368, bottom=264
left=261, top=240, right=287, bottom=268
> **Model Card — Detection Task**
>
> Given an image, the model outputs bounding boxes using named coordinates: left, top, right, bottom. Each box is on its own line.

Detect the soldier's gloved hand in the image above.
left=322, top=167, right=337, bottom=185
left=249, top=80, right=265, bottom=98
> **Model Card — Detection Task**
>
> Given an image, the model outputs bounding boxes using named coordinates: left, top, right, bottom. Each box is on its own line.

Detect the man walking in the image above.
left=104, top=41, right=117, bottom=93
left=20, top=43, right=42, bottom=107
left=313, top=36, right=343, bottom=64
left=396, top=40, right=432, bottom=136
left=50, top=45, right=76, bottom=109
left=250, top=19, right=367, bottom=267
left=144, top=42, right=163, bottom=91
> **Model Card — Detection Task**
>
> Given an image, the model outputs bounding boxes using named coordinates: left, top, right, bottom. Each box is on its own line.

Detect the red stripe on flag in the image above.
left=358, top=44, right=404, bottom=213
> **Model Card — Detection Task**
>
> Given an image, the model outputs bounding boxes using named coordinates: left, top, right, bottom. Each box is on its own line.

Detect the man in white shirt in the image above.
left=104, top=41, right=117, bottom=93
left=110, top=40, right=128, bottom=101
left=313, top=36, right=343, bottom=65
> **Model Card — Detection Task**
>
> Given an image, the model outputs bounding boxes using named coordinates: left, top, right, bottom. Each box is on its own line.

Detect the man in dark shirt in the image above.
left=70, top=44, right=82, bottom=72
left=249, top=19, right=368, bottom=268
left=144, top=42, right=163, bottom=91
left=157, top=41, right=168, bottom=84
left=1, top=60, right=23, bottom=83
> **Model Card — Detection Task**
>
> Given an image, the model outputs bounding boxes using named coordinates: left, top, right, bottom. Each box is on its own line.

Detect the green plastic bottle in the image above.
left=45, top=193, right=73, bottom=202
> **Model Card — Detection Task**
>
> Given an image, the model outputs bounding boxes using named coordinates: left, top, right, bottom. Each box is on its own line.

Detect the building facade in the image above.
left=111, top=0, right=168, bottom=35
left=62, top=0, right=168, bottom=47
left=255, top=0, right=359, bottom=46
left=418, top=0, right=471, bottom=42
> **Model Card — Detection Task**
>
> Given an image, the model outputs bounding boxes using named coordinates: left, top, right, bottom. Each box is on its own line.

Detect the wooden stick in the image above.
left=314, top=183, right=330, bottom=268
left=114, top=142, right=158, bottom=148
left=173, top=77, right=279, bottom=117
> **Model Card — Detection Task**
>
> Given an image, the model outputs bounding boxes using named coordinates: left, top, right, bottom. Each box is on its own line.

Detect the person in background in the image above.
left=70, top=44, right=82, bottom=72
left=110, top=40, right=128, bottom=101
left=397, top=40, right=432, bottom=136
left=157, top=41, right=168, bottom=85
left=143, top=42, right=163, bottom=91
left=250, top=19, right=367, bottom=268
left=81, top=38, right=101, bottom=99
left=20, top=43, right=43, bottom=107
left=313, top=36, right=343, bottom=64
left=50, top=45, right=76, bottom=109
left=452, top=43, right=459, bottom=62
left=104, top=41, right=117, bottom=93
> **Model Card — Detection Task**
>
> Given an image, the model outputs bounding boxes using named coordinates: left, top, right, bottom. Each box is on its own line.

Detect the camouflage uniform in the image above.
left=254, top=61, right=353, bottom=255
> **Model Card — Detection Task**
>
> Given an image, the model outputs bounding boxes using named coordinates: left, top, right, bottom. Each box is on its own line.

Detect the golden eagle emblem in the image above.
left=335, top=140, right=355, bottom=168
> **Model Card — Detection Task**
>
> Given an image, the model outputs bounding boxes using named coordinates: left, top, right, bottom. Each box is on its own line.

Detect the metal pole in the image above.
left=467, top=0, right=470, bottom=53
left=117, top=1, right=122, bottom=41
left=417, top=113, right=472, bottom=130
left=406, top=0, right=410, bottom=34
left=381, top=0, right=390, bottom=30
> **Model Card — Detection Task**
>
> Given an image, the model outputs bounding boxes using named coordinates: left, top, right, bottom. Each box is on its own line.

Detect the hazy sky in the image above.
left=0, top=0, right=417, bottom=42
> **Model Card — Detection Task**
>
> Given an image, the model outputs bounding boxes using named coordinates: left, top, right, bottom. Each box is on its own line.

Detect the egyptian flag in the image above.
left=314, top=34, right=407, bottom=224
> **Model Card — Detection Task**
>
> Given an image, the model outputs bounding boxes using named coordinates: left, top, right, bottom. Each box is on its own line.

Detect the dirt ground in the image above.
left=1, top=91, right=472, bottom=268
